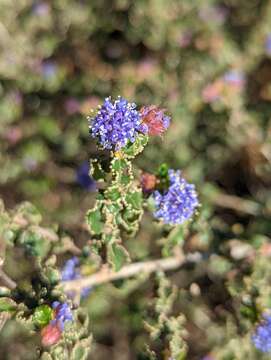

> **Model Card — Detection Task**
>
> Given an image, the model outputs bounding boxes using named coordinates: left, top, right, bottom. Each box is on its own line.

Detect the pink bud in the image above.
left=141, top=173, right=157, bottom=192
left=41, top=323, right=62, bottom=347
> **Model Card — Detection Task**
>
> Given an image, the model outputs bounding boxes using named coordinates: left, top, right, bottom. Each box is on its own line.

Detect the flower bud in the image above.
left=41, top=323, right=62, bottom=347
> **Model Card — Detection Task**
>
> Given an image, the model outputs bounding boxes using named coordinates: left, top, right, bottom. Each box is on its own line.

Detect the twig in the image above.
left=0, top=269, right=16, bottom=290
left=62, top=249, right=185, bottom=294
left=210, top=192, right=260, bottom=216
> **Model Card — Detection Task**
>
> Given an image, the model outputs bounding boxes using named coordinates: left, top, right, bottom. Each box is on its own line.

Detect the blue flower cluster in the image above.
left=76, top=161, right=96, bottom=191
left=51, top=301, right=73, bottom=331
left=252, top=314, right=271, bottom=353
left=89, top=96, right=148, bottom=150
left=153, top=169, right=199, bottom=225
left=61, top=256, right=91, bottom=298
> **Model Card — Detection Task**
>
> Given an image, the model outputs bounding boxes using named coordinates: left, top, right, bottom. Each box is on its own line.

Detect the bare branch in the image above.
left=62, top=249, right=185, bottom=294
left=210, top=192, right=260, bottom=216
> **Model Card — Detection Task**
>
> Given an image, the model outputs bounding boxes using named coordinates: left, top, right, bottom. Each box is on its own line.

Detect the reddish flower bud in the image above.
left=140, top=106, right=170, bottom=136
left=41, top=323, right=62, bottom=347
left=141, top=173, right=157, bottom=192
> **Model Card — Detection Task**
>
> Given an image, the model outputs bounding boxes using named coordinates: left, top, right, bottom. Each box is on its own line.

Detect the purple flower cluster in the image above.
left=153, top=170, right=199, bottom=225
left=51, top=301, right=73, bottom=331
left=76, top=162, right=96, bottom=191
left=89, top=96, right=148, bottom=150
left=252, top=314, right=271, bottom=353
left=61, top=257, right=91, bottom=298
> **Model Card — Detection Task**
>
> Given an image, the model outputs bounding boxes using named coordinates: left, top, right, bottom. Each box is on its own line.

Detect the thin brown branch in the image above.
left=210, top=192, right=260, bottom=216
left=62, top=249, right=185, bottom=294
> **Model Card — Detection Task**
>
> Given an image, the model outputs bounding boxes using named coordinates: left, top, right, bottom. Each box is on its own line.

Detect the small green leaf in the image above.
left=90, top=160, right=106, bottom=181
left=33, top=305, right=53, bottom=327
left=105, top=186, right=121, bottom=201
left=125, top=191, right=142, bottom=210
left=18, top=229, right=51, bottom=258
left=111, top=158, right=128, bottom=172
left=0, top=298, right=16, bottom=312
left=122, top=134, right=148, bottom=158
left=86, top=208, right=103, bottom=235
left=108, top=243, right=130, bottom=271
left=71, top=343, right=89, bottom=360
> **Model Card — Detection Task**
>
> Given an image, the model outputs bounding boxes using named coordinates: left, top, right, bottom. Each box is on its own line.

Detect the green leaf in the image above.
left=0, top=298, right=16, bottom=312
left=71, top=340, right=90, bottom=360
left=105, top=186, right=121, bottom=201
left=86, top=208, right=103, bottom=235
left=108, top=243, right=130, bottom=271
left=18, top=229, right=51, bottom=258
left=111, top=158, right=128, bottom=172
left=33, top=305, right=53, bottom=327
left=122, top=134, right=148, bottom=158
left=162, top=226, right=184, bottom=257
left=90, top=159, right=107, bottom=181
left=125, top=191, right=142, bottom=210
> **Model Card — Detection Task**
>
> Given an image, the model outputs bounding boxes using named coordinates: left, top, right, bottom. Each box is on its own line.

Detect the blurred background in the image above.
left=0, top=0, right=271, bottom=359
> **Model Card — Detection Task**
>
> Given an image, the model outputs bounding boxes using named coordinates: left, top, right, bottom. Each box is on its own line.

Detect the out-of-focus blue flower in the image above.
left=252, top=314, right=271, bottom=353
left=223, top=70, right=245, bottom=87
left=89, top=96, right=147, bottom=150
left=32, top=2, right=50, bottom=16
left=153, top=170, right=199, bottom=225
left=51, top=302, right=73, bottom=331
left=61, top=256, right=92, bottom=298
left=76, top=162, right=96, bottom=191
left=266, top=34, right=271, bottom=56
left=42, top=61, right=57, bottom=79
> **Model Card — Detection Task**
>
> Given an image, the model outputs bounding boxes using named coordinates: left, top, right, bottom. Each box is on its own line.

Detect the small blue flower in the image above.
left=42, top=61, right=57, bottom=79
left=76, top=162, right=96, bottom=191
left=51, top=302, right=73, bottom=331
left=252, top=314, right=271, bottom=353
left=89, top=96, right=147, bottom=150
left=265, top=34, right=271, bottom=56
left=223, top=70, right=245, bottom=87
left=61, top=256, right=92, bottom=298
left=153, top=170, right=199, bottom=225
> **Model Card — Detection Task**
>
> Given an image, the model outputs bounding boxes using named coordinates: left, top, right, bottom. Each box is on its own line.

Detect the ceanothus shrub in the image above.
left=0, top=96, right=200, bottom=359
